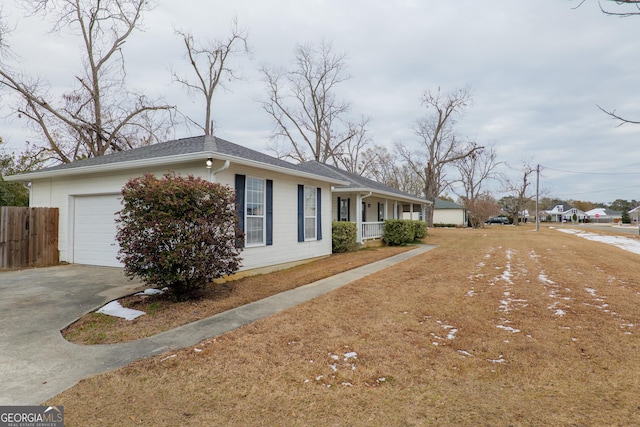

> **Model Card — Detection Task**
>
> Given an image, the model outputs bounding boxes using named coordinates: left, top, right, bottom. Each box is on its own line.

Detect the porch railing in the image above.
left=361, top=221, right=384, bottom=241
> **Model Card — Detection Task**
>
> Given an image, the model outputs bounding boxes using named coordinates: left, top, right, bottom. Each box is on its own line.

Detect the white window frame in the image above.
left=245, top=177, right=266, bottom=246
left=304, top=186, right=317, bottom=241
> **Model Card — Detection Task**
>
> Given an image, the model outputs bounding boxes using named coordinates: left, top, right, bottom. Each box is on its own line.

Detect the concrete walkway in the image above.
left=0, top=244, right=436, bottom=405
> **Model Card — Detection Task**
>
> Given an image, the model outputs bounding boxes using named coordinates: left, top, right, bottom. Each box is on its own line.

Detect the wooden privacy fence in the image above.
left=0, top=207, right=59, bottom=269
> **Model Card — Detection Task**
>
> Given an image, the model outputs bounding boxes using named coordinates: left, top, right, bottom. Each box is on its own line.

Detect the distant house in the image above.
left=432, top=198, right=466, bottom=226
left=584, top=208, right=622, bottom=223
left=544, top=203, right=587, bottom=223
left=628, top=206, right=640, bottom=224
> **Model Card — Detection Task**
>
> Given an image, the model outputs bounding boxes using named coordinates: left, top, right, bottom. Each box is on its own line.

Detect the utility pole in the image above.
left=535, top=164, right=540, bottom=231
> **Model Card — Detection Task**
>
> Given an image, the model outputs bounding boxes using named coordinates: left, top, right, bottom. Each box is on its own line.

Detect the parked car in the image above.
left=486, top=217, right=509, bottom=225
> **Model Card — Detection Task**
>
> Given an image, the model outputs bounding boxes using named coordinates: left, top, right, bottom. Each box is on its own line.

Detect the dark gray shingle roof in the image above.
left=434, top=198, right=464, bottom=209
left=34, top=135, right=303, bottom=173
left=297, top=161, right=426, bottom=203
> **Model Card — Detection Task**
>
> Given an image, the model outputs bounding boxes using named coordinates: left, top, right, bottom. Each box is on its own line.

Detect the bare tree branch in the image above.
left=396, top=87, right=482, bottom=226
left=597, top=104, right=640, bottom=126
left=0, top=0, right=175, bottom=164
left=260, top=40, right=364, bottom=164
left=173, top=18, right=250, bottom=136
left=500, top=161, right=538, bottom=226
left=454, top=143, right=503, bottom=227
left=599, top=0, right=640, bottom=17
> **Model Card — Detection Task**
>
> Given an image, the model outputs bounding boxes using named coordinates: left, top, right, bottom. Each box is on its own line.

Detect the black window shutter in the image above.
left=337, top=197, right=341, bottom=221
left=297, top=185, right=304, bottom=242
left=266, top=179, right=273, bottom=246
left=317, top=187, right=322, bottom=240
left=235, top=174, right=246, bottom=234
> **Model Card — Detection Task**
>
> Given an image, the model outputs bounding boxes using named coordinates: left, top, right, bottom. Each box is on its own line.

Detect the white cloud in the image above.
left=1, top=0, right=640, bottom=203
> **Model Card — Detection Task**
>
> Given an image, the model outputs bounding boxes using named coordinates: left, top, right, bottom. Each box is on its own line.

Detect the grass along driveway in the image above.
left=49, top=226, right=640, bottom=426
left=63, top=245, right=414, bottom=344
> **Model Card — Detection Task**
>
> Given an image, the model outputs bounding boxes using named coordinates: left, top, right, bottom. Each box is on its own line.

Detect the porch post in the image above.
left=356, top=193, right=363, bottom=244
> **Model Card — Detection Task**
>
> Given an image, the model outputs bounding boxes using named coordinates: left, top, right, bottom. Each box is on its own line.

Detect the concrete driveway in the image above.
left=0, top=265, right=149, bottom=405
left=0, top=245, right=437, bottom=405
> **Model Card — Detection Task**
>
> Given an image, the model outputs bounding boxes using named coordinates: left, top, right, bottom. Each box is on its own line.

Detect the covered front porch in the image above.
left=333, top=190, right=428, bottom=244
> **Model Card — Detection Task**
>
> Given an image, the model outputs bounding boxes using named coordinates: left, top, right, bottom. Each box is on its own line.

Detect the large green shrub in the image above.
left=383, top=219, right=428, bottom=245
left=383, top=219, right=415, bottom=246
left=116, top=172, right=243, bottom=300
left=412, top=220, right=428, bottom=240
left=332, top=221, right=357, bottom=253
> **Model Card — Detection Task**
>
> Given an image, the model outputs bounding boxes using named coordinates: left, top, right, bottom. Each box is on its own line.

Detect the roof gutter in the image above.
left=332, top=186, right=431, bottom=205
left=6, top=151, right=350, bottom=186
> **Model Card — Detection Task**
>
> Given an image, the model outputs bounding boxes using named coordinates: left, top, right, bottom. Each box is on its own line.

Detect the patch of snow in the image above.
left=343, top=352, right=357, bottom=361
left=134, top=288, right=165, bottom=296
left=556, top=229, right=640, bottom=255
left=584, top=288, right=598, bottom=297
left=496, top=325, right=521, bottom=333
left=457, top=350, right=473, bottom=357
left=447, top=329, right=458, bottom=340
left=97, top=300, right=145, bottom=321
left=538, top=272, right=554, bottom=285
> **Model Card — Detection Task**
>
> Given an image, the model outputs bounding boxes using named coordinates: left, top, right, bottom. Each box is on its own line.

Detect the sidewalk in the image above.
left=0, top=244, right=436, bottom=405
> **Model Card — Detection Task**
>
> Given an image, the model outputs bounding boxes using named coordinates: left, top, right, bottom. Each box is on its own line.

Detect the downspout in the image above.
left=207, top=159, right=230, bottom=183
left=25, top=182, right=33, bottom=206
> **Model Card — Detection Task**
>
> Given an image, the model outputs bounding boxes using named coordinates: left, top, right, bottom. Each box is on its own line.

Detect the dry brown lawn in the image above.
left=49, top=225, right=640, bottom=426
left=63, top=245, right=413, bottom=344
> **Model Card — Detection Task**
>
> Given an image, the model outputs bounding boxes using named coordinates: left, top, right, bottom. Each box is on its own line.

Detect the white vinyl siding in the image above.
left=28, top=161, right=333, bottom=272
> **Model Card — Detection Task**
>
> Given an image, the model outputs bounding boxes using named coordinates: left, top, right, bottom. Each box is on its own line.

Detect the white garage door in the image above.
left=73, top=194, right=123, bottom=267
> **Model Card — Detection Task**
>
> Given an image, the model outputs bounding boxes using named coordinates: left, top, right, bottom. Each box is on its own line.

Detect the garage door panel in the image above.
left=73, top=195, right=122, bottom=267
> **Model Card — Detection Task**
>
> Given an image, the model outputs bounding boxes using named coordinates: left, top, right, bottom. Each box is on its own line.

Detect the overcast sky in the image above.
left=2, top=0, right=640, bottom=204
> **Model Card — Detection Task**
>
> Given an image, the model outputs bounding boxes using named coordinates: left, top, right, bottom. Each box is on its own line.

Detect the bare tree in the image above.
left=332, top=117, right=370, bottom=173
left=500, top=161, right=537, bottom=226
left=0, top=0, right=174, bottom=164
left=173, top=19, right=250, bottom=136
left=260, top=40, right=363, bottom=164
left=357, top=144, right=423, bottom=196
left=454, top=143, right=503, bottom=227
left=466, top=193, right=501, bottom=228
left=397, top=87, right=483, bottom=226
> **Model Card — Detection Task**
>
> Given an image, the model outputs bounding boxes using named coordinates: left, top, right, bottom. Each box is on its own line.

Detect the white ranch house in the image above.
left=7, top=135, right=429, bottom=271
left=630, top=206, right=640, bottom=224
left=544, top=203, right=587, bottom=223
left=584, top=207, right=622, bottom=223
